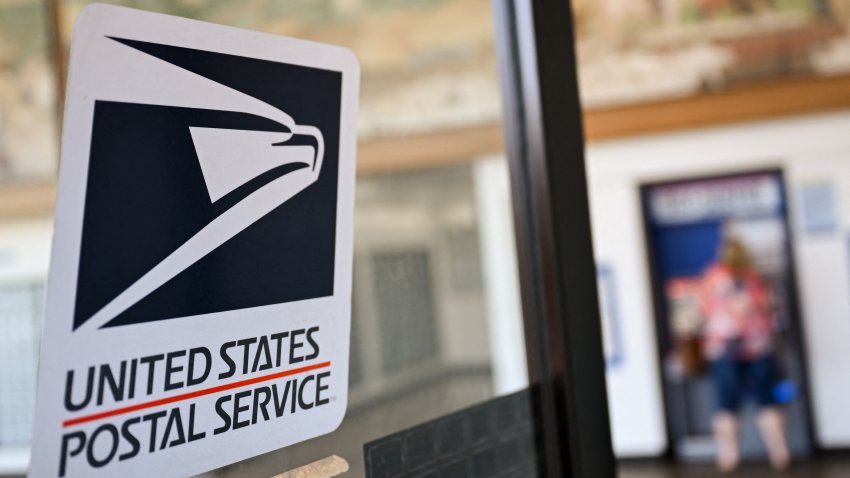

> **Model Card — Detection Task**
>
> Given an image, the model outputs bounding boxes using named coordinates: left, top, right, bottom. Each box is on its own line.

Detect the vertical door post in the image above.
left=492, top=1, right=616, bottom=476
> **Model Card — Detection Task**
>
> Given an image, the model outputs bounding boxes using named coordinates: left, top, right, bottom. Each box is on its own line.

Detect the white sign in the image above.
left=799, top=182, right=838, bottom=235
left=650, top=174, right=781, bottom=225
left=30, top=5, right=359, bottom=477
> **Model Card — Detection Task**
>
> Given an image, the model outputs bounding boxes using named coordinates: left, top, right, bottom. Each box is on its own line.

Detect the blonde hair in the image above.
left=720, top=238, right=751, bottom=276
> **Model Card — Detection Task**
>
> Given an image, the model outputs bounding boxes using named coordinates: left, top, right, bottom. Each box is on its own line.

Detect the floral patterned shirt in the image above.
left=699, top=263, right=775, bottom=361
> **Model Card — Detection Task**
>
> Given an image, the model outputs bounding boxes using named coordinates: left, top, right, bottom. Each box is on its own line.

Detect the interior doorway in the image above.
left=640, top=169, right=813, bottom=463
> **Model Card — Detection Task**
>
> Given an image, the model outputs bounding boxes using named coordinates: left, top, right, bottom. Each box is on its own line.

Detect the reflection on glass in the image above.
left=0, top=0, right=57, bottom=182
left=60, top=0, right=502, bottom=139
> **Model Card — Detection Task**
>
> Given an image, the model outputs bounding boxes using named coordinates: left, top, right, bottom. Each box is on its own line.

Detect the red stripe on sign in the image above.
left=62, top=361, right=332, bottom=427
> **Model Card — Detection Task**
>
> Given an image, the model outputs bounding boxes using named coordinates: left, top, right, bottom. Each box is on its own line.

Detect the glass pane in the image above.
left=0, top=284, right=42, bottom=446
left=0, top=219, right=51, bottom=471
left=0, top=1, right=532, bottom=476
left=0, top=0, right=58, bottom=182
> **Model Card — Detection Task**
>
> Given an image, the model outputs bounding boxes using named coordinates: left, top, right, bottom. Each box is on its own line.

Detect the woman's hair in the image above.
left=719, top=237, right=752, bottom=275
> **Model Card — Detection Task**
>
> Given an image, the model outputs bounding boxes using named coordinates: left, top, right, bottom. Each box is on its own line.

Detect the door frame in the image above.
left=492, top=1, right=616, bottom=476
left=638, top=168, right=817, bottom=458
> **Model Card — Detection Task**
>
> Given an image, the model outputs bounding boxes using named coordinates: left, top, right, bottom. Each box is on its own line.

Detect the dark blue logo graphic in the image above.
left=74, top=38, right=342, bottom=330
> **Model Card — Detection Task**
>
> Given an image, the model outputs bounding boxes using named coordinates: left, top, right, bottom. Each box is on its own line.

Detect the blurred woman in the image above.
left=700, top=237, right=790, bottom=472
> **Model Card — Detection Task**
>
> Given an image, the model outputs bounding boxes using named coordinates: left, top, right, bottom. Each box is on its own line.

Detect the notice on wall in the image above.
left=799, top=182, right=838, bottom=236
left=29, top=5, right=359, bottom=477
left=596, top=264, right=624, bottom=369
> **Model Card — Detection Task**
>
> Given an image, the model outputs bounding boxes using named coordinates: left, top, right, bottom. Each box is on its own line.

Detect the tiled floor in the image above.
left=619, top=456, right=850, bottom=478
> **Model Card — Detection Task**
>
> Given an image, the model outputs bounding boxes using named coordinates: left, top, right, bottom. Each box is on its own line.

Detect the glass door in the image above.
left=0, top=1, right=614, bottom=476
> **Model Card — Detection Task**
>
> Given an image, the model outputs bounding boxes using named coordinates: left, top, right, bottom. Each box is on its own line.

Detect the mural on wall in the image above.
left=4, top=0, right=850, bottom=181
left=573, top=0, right=850, bottom=106
left=60, top=0, right=502, bottom=140
left=59, top=0, right=850, bottom=137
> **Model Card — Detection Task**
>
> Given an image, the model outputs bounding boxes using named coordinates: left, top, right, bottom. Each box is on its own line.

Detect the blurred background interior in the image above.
left=2, top=0, right=850, bottom=476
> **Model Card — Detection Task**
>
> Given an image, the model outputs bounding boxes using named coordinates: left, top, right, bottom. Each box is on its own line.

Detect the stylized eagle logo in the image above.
left=72, top=37, right=341, bottom=331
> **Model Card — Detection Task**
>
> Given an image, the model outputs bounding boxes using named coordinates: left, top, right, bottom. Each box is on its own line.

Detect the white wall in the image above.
left=473, top=157, right=529, bottom=395
left=586, top=110, right=850, bottom=455
left=589, top=177, right=668, bottom=457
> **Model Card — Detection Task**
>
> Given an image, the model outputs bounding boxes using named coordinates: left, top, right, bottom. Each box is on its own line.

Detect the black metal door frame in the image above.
left=492, top=1, right=616, bottom=476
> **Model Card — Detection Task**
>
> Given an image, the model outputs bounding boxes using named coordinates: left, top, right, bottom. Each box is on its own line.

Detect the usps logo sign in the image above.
left=30, top=5, right=358, bottom=477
